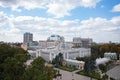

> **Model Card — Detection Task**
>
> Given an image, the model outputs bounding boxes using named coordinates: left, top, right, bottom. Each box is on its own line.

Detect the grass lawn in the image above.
left=77, top=70, right=101, bottom=79
left=58, top=66, right=76, bottom=72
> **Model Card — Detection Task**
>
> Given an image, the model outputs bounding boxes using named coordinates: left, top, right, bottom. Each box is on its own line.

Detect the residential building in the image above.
left=23, top=32, right=33, bottom=45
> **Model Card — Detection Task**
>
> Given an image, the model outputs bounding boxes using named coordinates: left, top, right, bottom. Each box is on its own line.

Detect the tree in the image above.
left=58, top=53, right=63, bottom=66
left=54, top=55, right=59, bottom=67
left=91, top=43, right=120, bottom=58
left=91, top=45, right=101, bottom=58
left=98, top=64, right=107, bottom=73
left=117, top=47, right=120, bottom=60
left=76, top=57, right=87, bottom=61
left=102, top=74, right=108, bottom=80
left=84, top=56, right=96, bottom=80
left=54, top=53, right=63, bottom=67
left=52, top=58, right=56, bottom=64
left=84, top=57, right=96, bottom=73
left=22, top=57, right=54, bottom=80
left=0, top=43, right=29, bottom=80
left=2, top=57, right=25, bottom=80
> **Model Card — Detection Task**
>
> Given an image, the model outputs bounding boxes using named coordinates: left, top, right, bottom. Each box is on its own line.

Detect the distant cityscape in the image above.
left=0, top=0, right=120, bottom=80
left=0, top=32, right=120, bottom=80
left=22, top=32, right=92, bottom=61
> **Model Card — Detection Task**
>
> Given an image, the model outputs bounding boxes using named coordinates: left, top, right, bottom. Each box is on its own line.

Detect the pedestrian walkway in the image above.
left=106, top=65, right=120, bottom=80
left=54, top=68, right=96, bottom=80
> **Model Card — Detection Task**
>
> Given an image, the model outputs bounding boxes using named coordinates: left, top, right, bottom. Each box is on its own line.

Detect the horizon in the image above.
left=0, top=0, right=120, bottom=43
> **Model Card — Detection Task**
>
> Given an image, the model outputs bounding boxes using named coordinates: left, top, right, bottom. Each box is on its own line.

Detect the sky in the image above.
left=0, top=0, right=120, bottom=43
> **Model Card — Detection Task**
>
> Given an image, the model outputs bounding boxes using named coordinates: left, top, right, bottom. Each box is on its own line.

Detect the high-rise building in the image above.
left=73, top=37, right=93, bottom=48
left=23, top=32, right=33, bottom=45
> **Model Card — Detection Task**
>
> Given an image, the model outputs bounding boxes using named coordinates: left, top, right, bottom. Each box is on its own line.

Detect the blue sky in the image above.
left=0, top=0, right=120, bottom=43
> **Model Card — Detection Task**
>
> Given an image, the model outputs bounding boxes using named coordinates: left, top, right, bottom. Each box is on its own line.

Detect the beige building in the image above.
left=21, top=44, right=27, bottom=51
left=39, top=40, right=60, bottom=48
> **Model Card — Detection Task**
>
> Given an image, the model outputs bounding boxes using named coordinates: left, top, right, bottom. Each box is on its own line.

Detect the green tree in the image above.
left=84, top=57, right=96, bottom=73
left=22, top=57, right=53, bottom=80
left=0, top=43, right=29, bottom=80
left=91, top=45, right=100, bottom=58
left=53, top=53, right=63, bottom=67
left=102, top=74, right=108, bottom=80
left=2, top=57, right=25, bottom=80
left=98, top=64, right=107, bottom=73
left=76, top=57, right=87, bottom=61
left=117, top=47, right=120, bottom=60
left=58, top=53, right=63, bottom=66
left=84, top=56, right=96, bottom=80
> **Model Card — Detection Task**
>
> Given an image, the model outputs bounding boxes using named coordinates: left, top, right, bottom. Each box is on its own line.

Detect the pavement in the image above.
left=54, top=68, right=96, bottom=80
left=106, top=65, right=120, bottom=80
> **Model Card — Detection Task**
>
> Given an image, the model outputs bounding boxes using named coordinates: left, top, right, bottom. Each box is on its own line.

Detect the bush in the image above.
left=110, top=77, right=115, bottom=80
left=58, top=66, right=75, bottom=72
left=77, top=70, right=101, bottom=79
left=102, top=74, right=108, bottom=80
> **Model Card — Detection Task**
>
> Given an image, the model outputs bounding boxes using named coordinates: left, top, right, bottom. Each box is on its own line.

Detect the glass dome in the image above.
left=47, top=35, right=64, bottom=42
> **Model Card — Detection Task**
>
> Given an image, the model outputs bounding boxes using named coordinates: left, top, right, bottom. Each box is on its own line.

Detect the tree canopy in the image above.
left=22, top=57, right=54, bottom=80
left=0, top=43, right=29, bottom=80
left=91, top=43, right=120, bottom=59
left=84, top=56, right=96, bottom=73
left=0, top=43, right=55, bottom=80
left=53, top=53, right=63, bottom=67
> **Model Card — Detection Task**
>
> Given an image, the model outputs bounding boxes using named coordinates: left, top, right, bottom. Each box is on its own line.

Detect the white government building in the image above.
left=27, top=35, right=92, bottom=62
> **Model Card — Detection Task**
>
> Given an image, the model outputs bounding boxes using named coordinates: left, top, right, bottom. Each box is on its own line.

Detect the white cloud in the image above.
left=47, top=0, right=101, bottom=18
left=0, top=0, right=101, bottom=18
left=0, top=11, right=120, bottom=42
left=0, top=0, right=49, bottom=11
left=0, top=12, right=8, bottom=27
left=112, top=4, right=120, bottom=12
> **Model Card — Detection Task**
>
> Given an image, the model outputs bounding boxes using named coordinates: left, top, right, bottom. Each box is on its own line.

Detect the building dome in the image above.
left=47, top=35, right=64, bottom=42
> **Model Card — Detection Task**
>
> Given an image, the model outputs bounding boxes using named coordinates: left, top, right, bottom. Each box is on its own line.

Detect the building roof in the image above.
left=47, top=34, right=64, bottom=42
left=104, top=52, right=116, bottom=55
left=65, top=59, right=84, bottom=64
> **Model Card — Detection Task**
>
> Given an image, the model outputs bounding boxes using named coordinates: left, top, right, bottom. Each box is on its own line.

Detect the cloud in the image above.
left=0, top=0, right=101, bottom=18
left=112, top=4, right=120, bottom=12
left=47, top=0, right=101, bottom=18
left=0, top=11, right=120, bottom=42
left=0, top=12, right=8, bottom=27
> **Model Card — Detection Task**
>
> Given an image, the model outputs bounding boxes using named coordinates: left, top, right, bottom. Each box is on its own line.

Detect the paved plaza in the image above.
left=54, top=68, right=96, bottom=80
left=106, top=65, right=120, bottom=80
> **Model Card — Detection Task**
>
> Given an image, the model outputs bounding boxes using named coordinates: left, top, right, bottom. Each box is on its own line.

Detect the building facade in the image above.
left=63, top=48, right=91, bottom=59
left=23, top=32, right=33, bottom=45
left=64, top=59, right=85, bottom=70
left=104, top=52, right=117, bottom=60
left=73, top=37, right=93, bottom=48
left=27, top=35, right=91, bottom=63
